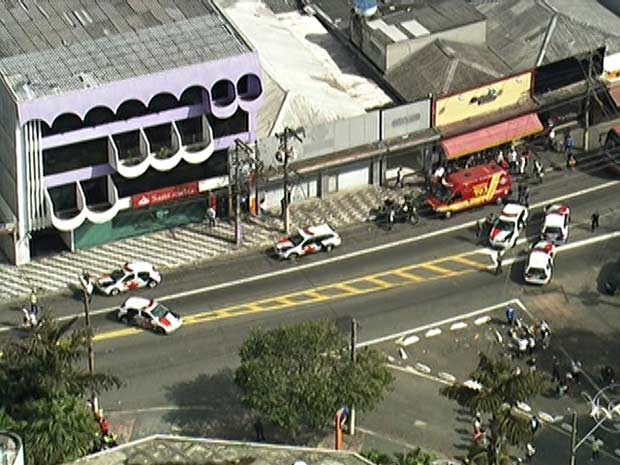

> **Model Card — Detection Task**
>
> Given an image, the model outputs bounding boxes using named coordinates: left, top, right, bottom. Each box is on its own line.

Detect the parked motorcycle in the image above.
left=369, top=196, right=419, bottom=228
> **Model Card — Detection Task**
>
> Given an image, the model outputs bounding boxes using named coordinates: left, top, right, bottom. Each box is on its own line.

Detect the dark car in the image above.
left=605, top=270, right=620, bottom=295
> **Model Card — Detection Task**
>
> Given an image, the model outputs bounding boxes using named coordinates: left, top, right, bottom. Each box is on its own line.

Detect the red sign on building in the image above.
left=131, top=181, right=200, bottom=209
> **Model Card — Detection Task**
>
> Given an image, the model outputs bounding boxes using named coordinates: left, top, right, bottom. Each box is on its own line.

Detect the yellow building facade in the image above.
left=435, top=72, right=533, bottom=127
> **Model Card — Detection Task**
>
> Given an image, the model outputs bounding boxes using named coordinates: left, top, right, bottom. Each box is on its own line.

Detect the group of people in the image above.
left=505, top=307, right=551, bottom=364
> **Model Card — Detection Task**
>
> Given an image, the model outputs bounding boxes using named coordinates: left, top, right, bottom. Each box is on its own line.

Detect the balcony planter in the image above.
left=154, top=147, right=175, bottom=160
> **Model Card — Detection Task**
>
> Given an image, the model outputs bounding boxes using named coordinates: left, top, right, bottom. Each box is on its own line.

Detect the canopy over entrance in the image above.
left=441, top=113, right=544, bottom=160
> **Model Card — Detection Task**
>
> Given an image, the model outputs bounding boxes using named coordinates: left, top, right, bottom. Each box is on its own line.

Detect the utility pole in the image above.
left=78, top=272, right=97, bottom=413
left=569, top=409, right=577, bottom=465
left=583, top=50, right=594, bottom=151
left=349, top=318, right=358, bottom=436
left=230, top=139, right=257, bottom=247
left=275, top=127, right=305, bottom=234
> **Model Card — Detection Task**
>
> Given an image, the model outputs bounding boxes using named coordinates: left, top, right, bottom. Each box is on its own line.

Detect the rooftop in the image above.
left=69, top=435, right=374, bottom=465
left=366, top=0, right=485, bottom=45
left=0, top=0, right=251, bottom=102
left=219, top=0, right=392, bottom=132
left=386, top=39, right=511, bottom=102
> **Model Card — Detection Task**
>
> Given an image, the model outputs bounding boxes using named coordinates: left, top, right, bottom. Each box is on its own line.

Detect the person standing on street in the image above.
left=29, top=289, right=38, bottom=315
left=571, top=360, right=583, bottom=384
left=530, top=415, right=540, bottom=434
left=506, top=306, right=516, bottom=326
left=475, top=218, right=483, bottom=238
left=592, top=437, right=603, bottom=460
left=495, top=250, right=504, bottom=275
left=526, top=443, right=536, bottom=463
left=206, top=206, right=217, bottom=228
left=534, top=159, right=544, bottom=183
left=591, top=211, right=600, bottom=232
left=395, top=167, right=403, bottom=188
left=552, top=357, right=561, bottom=383
left=254, top=417, right=266, bottom=442
left=518, top=153, right=527, bottom=175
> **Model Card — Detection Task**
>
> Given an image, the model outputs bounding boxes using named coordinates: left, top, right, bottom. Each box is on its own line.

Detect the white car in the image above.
left=524, top=241, right=556, bottom=285
left=489, top=203, right=529, bottom=249
left=274, top=224, right=342, bottom=260
left=117, top=297, right=182, bottom=334
left=95, top=261, right=162, bottom=296
left=541, top=204, right=571, bottom=244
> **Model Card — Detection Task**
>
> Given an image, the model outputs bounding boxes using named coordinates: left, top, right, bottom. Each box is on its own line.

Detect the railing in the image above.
left=0, top=433, right=24, bottom=465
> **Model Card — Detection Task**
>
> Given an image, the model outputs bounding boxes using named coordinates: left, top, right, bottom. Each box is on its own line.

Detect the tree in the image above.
left=234, top=320, right=394, bottom=436
left=440, top=353, right=550, bottom=465
left=0, top=314, right=121, bottom=464
left=361, top=448, right=435, bottom=465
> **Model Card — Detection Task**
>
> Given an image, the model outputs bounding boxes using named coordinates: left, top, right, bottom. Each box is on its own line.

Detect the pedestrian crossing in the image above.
left=0, top=186, right=413, bottom=304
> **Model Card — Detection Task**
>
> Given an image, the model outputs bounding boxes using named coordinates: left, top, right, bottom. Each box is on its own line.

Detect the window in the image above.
left=122, top=274, right=134, bottom=283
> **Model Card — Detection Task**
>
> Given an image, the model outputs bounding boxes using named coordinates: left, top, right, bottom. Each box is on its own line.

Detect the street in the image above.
left=2, top=166, right=620, bottom=464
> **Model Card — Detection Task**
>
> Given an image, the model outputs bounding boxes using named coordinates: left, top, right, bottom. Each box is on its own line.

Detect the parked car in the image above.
left=489, top=203, right=529, bottom=249
left=95, top=262, right=162, bottom=296
left=541, top=204, right=571, bottom=244
left=117, top=297, right=182, bottom=334
left=524, top=241, right=556, bottom=285
left=274, top=224, right=341, bottom=260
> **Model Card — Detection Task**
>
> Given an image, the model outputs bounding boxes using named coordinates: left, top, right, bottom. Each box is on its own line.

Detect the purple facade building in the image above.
left=0, top=1, right=263, bottom=264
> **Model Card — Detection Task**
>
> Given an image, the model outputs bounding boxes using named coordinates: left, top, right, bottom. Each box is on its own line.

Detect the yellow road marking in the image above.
left=364, top=276, right=392, bottom=289
left=419, top=263, right=457, bottom=276
left=332, top=283, right=367, bottom=295
left=450, top=255, right=490, bottom=270
left=94, top=251, right=492, bottom=343
left=391, top=269, right=425, bottom=282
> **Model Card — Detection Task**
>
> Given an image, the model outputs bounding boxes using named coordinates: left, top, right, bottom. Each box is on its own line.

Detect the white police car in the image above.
left=489, top=203, right=529, bottom=249
left=274, top=224, right=342, bottom=260
left=117, top=297, right=182, bottom=334
left=524, top=241, right=556, bottom=285
left=541, top=204, right=570, bottom=244
left=95, top=262, right=162, bottom=296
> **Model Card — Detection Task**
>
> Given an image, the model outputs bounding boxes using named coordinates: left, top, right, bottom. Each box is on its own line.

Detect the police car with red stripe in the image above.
left=488, top=203, right=529, bottom=249
left=541, top=204, right=571, bottom=244
left=524, top=241, right=556, bottom=285
left=117, top=297, right=182, bottom=334
left=95, top=262, right=162, bottom=296
left=274, top=224, right=342, bottom=260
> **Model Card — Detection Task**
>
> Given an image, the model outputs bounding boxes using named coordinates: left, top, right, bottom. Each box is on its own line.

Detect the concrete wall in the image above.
left=382, top=99, right=431, bottom=139
left=385, top=20, right=486, bottom=71
left=0, top=80, right=18, bottom=220
left=257, top=111, right=381, bottom=170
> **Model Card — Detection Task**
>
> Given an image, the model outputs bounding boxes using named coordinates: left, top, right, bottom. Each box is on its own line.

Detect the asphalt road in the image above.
left=3, top=163, right=620, bottom=464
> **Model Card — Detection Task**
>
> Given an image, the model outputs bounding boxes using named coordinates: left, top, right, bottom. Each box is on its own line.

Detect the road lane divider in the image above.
left=86, top=228, right=620, bottom=343
left=3, top=179, right=617, bottom=332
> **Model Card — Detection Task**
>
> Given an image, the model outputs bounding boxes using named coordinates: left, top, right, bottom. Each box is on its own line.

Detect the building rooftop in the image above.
left=377, top=0, right=620, bottom=101
left=219, top=0, right=392, bottom=131
left=0, top=0, right=251, bottom=102
left=386, top=39, right=510, bottom=102
left=366, top=0, right=485, bottom=45
left=69, top=435, right=374, bottom=465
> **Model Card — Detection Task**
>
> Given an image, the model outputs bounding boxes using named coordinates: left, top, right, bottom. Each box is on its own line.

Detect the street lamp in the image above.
left=229, top=139, right=261, bottom=247
left=78, top=271, right=97, bottom=413
left=274, top=127, right=305, bottom=234
left=569, top=383, right=620, bottom=465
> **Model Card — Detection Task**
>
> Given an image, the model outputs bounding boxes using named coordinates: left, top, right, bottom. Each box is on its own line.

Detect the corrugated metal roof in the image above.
left=386, top=39, right=510, bottom=101
left=0, top=0, right=251, bottom=102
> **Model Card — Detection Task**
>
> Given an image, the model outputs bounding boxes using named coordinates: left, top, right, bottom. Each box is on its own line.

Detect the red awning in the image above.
left=441, top=113, right=544, bottom=160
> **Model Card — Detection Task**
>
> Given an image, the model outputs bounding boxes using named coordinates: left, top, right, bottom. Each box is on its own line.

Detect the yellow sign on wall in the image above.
left=435, top=72, right=532, bottom=127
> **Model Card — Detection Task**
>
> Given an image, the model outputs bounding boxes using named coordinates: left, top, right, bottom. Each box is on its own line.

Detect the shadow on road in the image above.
left=163, top=368, right=252, bottom=441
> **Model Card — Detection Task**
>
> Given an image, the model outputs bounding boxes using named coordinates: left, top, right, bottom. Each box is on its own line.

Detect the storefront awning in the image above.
left=608, top=82, right=620, bottom=107
left=441, top=113, right=544, bottom=160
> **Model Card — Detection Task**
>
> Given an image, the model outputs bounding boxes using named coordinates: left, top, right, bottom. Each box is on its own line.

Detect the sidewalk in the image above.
left=0, top=186, right=413, bottom=304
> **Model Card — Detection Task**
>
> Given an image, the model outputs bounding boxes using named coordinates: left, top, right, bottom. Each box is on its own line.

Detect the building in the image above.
left=0, top=0, right=264, bottom=265
left=68, top=434, right=374, bottom=465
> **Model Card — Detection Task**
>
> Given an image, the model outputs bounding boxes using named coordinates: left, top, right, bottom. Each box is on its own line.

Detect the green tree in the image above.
left=440, top=352, right=550, bottom=465
left=0, top=314, right=121, bottom=464
left=360, top=448, right=435, bottom=465
left=234, top=320, right=394, bottom=436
